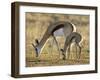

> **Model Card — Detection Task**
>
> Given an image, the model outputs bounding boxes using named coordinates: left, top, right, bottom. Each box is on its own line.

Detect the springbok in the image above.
left=32, top=21, right=76, bottom=58
left=60, top=32, right=82, bottom=60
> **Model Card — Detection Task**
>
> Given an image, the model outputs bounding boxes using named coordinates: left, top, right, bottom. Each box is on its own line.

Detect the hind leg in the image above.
left=77, top=43, right=81, bottom=59
left=75, top=42, right=78, bottom=59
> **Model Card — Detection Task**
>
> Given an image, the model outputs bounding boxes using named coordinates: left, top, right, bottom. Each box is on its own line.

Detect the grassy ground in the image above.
left=25, top=12, right=90, bottom=67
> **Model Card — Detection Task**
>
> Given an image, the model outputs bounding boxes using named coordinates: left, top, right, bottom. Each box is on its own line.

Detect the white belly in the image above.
left=53, top=28, right=64, bottom=36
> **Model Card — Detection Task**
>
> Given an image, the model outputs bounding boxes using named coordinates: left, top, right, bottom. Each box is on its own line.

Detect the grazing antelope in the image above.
left=61, top=32, right=82, bottom=60
left=32, top=21, right=76, bottom=58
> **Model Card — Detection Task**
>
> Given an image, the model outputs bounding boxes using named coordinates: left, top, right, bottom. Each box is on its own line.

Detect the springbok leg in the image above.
left=50, top=38, right=55, bottom=55
left=67, top=43, right=71, bottom=59
left=75, top=43, right=78, bottom=59
left=52, top=35, right=61, bottom=59
left=49, top=38, right=55, bottom=61
left=77, top=43, right=81, bottom=59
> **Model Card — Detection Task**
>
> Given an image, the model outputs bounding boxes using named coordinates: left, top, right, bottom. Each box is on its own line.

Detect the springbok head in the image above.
left=32, top=39, right=39, bottom=57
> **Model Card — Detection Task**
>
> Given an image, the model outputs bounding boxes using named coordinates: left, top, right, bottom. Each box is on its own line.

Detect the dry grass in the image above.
left=25, top=12, right=90, bottom=67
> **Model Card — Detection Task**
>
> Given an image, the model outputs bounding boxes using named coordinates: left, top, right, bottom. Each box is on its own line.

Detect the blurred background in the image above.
left=25, top=12, right=90, bottom=67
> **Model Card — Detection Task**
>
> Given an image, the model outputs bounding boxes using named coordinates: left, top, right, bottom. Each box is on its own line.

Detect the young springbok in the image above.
left=61, top=32, right=82, bottom=60
left=32, top=21, right=76, bottom=57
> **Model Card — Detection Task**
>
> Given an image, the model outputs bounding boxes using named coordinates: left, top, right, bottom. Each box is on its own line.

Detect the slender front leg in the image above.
left=60, top=49, right=66, bottom=60
left=78, top=44, right=81, bottom=59
left=52, top=35, right=61, bottom=59
left=75, top=43, right=78, bottom=59
left=62, top=37, right=70, bottom=60
left=67, top=43, right=71, bottom=59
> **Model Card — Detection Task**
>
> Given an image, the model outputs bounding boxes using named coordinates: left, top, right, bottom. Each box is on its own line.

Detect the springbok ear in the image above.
left=32, top=43, right=36, bottom=49
left=32, top=43, right=38, bottom=57
left=35, top=39, right=39, bottom=45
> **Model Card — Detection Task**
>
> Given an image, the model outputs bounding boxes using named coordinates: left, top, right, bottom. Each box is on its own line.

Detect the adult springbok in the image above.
left=61, top=32, right=82, bottom=60
left=32, top=21, right=76, bottom=58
